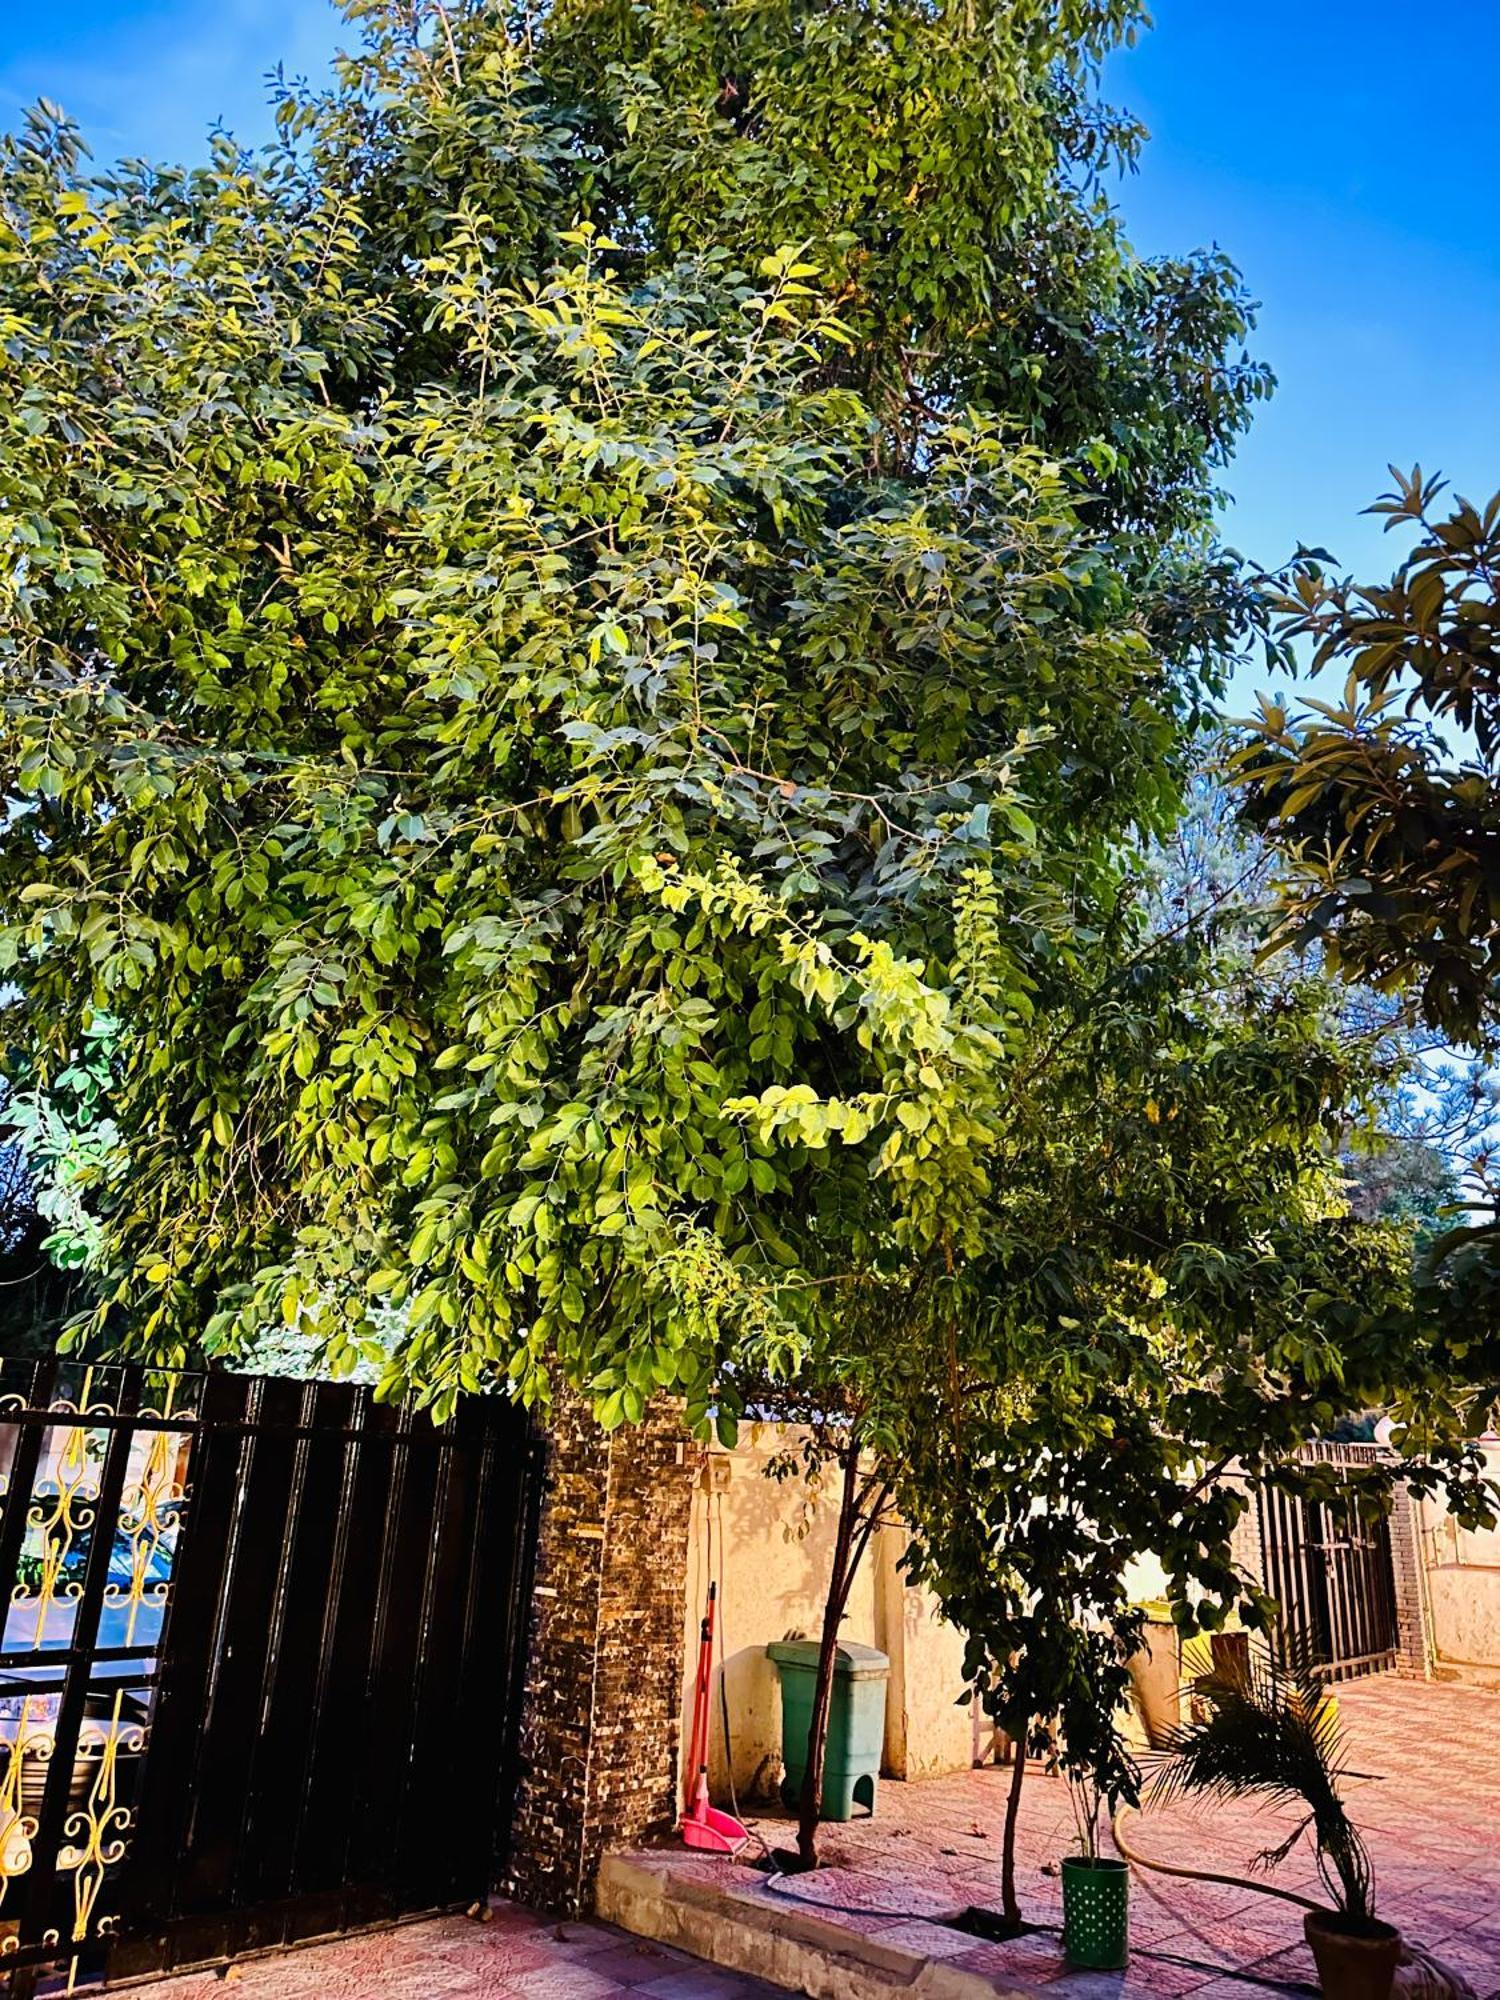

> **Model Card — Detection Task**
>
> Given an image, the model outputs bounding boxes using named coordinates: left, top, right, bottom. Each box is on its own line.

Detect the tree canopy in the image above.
left=7, top=0, right=1499, bottom=1841
left=1236, top=469, right=1500, bottom=1384
left=1238, top=468, right=1500, bottom=1047
left=0, top=0, right=1268, bottom=1419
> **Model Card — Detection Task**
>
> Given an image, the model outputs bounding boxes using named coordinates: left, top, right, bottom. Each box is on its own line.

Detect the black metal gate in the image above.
left=1257, top=1444, right=1399, bottom=1682
left=0, top=1358, right=542, bottom=1993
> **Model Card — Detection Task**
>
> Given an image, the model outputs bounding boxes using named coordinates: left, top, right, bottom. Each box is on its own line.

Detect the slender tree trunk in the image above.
left=1001, top=1715, right=1029, bottom=1927
left=796, top=1446, right=861, bottom=1870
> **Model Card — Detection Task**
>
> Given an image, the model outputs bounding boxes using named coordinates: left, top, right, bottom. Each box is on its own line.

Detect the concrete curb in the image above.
left=596, top=1854, right=1049, bottom=2000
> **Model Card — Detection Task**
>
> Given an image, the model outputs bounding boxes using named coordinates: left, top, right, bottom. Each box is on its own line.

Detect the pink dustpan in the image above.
left=682, top=1803, right=750, bottom=1854
left=681, top=1585, right=750, bottom=1857
left=681, top=1768, right=749, bottom=1855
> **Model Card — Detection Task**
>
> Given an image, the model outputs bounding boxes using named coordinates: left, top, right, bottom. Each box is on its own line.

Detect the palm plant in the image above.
left=1146, top=1647, right=1375, bottom=1922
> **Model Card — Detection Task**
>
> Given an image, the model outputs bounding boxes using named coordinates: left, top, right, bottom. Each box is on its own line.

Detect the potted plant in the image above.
left=1148, top=1649, right=1401, bottom=2000
left=1061, top=1771, right=1129, bottom=1971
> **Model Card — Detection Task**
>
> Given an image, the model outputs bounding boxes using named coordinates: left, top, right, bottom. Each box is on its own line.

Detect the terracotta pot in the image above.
left=1304, top=1908, right=1402, bottom=2000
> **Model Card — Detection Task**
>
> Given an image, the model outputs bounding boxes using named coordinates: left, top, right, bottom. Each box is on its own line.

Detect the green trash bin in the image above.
left=767, top=1639, right=888, bottom=1821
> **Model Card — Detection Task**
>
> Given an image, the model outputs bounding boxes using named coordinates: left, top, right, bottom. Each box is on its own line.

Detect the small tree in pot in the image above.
left=1059, top=1700, right=1133, bottom=1973
left=1062, top=1783, right=1131, bottom=1972
left=1149, top=1650, right=1400, bottom=2000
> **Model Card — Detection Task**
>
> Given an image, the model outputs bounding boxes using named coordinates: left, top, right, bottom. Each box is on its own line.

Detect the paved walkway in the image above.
left=114, top=1906, right=782, bottom=1999
left=607, top=1676, right=1500, bottom=1997
left=109, top=1676, right=1500, bottom=1998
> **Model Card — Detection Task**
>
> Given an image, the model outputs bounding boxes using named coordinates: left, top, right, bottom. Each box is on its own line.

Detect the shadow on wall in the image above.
left=679, top=1431, right=979, bottom=1807
left=684, top=1444, right=867, bottom=1804
left=716, top=1644, right=783, bottom=1800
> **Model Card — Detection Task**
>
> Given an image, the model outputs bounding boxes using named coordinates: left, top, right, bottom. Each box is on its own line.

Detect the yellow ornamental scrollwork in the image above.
left=0, top=1693, right=47, bottom=1949
left=63, top=1690, right=144, bottom=1950
left=108, top=1430, right=185, bottom=1650
left=136, top=1374, right=199, bottom=1426
left=18, top=1368, right=117, bottom=1424
left=0, top=1361, right=205, bottom=1989
left=16, top=1427, right=103, bottom=1654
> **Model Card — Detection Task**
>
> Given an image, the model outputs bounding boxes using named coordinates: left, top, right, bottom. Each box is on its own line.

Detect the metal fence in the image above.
left=0, top=1359, right=542, bottom=1994
left=1257, top=1442, right=1399, bottom=1682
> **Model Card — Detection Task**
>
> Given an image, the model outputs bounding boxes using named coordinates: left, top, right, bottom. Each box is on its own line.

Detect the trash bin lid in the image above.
left=766, top=1639, right=889, bottom=1679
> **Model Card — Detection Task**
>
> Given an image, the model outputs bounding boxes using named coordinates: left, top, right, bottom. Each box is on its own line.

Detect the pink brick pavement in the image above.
left=613, top=1675, right=1500, bottom=1997
left=106, top=1676, right=1499, bottom=1998
left=110, top=1905, right=785, bottom=2000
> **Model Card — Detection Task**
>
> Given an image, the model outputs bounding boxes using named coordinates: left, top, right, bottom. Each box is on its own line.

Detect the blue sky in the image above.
left=1105, top=3, right=1500, bottom=591
left=4, top=1, right=1498, bottom=634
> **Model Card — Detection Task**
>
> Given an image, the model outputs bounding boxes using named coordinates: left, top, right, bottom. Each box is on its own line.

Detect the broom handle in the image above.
left=696, top=1583, right=717, bottom=1773
left=685, top=1584, right=717, bottom=1808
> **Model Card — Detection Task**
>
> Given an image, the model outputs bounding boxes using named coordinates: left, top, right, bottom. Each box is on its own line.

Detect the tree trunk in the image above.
left=1001, top=1715, right=1029, bottom=1927
left=795, top=1447, right=862, bottom=1871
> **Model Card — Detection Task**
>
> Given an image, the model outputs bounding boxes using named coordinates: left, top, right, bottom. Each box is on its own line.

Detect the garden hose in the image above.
left=1111, top=1803, right=1322, bottom=1912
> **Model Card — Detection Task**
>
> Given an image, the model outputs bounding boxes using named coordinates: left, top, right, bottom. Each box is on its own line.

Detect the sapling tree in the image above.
left=718, top=862, right=1494, bottom=1882
left=740, top=1328, right=903, bottom=1872
left=871, top=913, right=1495, bottom=1907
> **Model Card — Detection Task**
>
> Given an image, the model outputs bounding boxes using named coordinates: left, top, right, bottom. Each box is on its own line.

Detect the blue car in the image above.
left=3, top=1520, right=177, bottom=1664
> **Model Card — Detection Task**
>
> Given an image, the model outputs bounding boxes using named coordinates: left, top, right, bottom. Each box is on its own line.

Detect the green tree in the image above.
left=1146, top=765, right=1487, bottom=1237
left=1342, top=1133, right=1460, bottom=1240
left=0, top=1014, right=117, bottom=1352
left=0, top=1138, right=78, bottom=1354
left=537, top=0, right=1269, bottom=534
left=0, top=0, right=1264, bottom=1424
left=1236, top=468, right=1500, bottom=1046
left=885, top=913, right=1496, bottom=1900
left=1236, top=468, right=1500, bottom=1371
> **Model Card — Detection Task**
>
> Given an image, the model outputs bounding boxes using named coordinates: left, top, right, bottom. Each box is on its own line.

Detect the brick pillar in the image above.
left=1385, top=1475, right=1432, bottom=1679
left=503, top=1394, right=702, bottom=1914
left=1224, top=1470, right=1266, bottom=1590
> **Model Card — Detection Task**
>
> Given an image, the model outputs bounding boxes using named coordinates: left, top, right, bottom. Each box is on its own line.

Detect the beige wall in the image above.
left=678, top=1430, right=981, bottom=1808
left=876, top=1525, right=983, bottom=1778
left=1417, top=1440, right=1500, bottom=1682
left=675, top=1438, right=1261, bottom=1809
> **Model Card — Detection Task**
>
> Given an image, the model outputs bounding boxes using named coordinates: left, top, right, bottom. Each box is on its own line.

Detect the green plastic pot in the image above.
left=1061, top=1856, right=1129, bottom=1970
